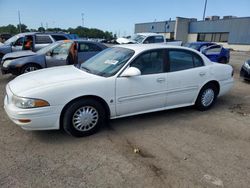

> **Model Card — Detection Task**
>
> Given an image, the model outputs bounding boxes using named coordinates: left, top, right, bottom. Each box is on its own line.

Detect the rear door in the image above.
left=166, top=49, right=208, bottom=107
left=34, top=35, right=53, bottom=51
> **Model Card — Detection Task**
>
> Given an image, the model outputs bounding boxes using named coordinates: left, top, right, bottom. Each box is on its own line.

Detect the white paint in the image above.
left=202, top=174, right=224, bottom=187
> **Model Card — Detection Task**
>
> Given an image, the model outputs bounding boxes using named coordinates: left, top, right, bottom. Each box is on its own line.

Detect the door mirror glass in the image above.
left=121, top=67, right=141, bottom=77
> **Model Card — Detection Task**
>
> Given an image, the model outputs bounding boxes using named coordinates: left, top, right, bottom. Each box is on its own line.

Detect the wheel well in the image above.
left=59, top=95, right=111, bottom=129
left=22, top=63, right=42, bottom=69
left=202, top=80, right=220, bottom=95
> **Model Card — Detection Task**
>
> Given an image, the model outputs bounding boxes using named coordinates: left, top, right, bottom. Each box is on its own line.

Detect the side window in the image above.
left=169, top=50, right=204, bottom=72
left=131, top=50, right=165, bottom=75
left=52, top=42, right=72, bottom=55
left=35, top=35, right=53, bottom=44
left=143, top=36, right=154, bottom=44
left=79, top=43, right=102, bottom=52
left=154, top=36, right=164, bottom=43
left=14, top=37, right=24, bottom=46
left=51, top=35, right=68, bottom=41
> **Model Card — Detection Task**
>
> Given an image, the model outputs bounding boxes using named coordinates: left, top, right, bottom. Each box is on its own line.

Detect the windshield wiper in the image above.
left=81, top=66, right=92, bottom=73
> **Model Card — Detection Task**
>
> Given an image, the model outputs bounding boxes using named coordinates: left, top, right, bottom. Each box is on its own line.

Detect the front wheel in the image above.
left=62, top=99, right=106, bottom=137
left=20, top=64, right=40, bottom=74
left=195, top=84, right=218, bottom=111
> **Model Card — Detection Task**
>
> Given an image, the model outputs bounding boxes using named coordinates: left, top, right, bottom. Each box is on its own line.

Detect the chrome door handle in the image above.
left=157, top=78, right=165, bottom=83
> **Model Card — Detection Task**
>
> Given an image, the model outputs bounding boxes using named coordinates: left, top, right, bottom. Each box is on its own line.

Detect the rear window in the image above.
left=35, top=35, right=53, bottom=44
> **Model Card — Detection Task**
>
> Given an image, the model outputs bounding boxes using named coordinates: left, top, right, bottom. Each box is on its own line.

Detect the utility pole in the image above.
left=18, top=10, right=22, bottom=33
left=203, top=0, right=208, bottom=20
left=81, top=13, right=84, bottom=27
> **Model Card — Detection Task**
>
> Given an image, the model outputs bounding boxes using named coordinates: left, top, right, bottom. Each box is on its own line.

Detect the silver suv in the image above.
left=0, top=32, right=75, bottom=60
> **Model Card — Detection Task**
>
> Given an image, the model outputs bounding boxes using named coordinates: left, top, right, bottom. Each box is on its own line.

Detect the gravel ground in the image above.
left=0, top=51, right=250, bottom=188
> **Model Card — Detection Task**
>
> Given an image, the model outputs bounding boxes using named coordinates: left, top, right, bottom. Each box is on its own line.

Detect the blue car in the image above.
left=185, top=42, right=230, bottom=63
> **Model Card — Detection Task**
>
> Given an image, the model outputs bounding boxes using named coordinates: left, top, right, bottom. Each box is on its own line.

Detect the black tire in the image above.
left=20, top=63, right=41, bottom=74
left=62, top=99, right=106, bottom=137
left=218, top=57, right=227, bottom=64
left=195, top=84, right=218, bottom=111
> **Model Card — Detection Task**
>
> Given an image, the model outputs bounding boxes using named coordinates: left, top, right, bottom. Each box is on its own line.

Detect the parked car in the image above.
left=185, top=42, right=230, bottom=63
left=0, top=32, right=76, bottom=60
left=116, top=33, right=182, bottom=46
left=240, top=59, right=250, bottom=81
left=4, top=45, right=234, bottom=137
left=1, top=40, right=107, bottom=75
left=0, top=33, right=12, bottom=43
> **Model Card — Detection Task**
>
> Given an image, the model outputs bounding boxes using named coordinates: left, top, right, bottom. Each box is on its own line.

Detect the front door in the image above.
left=45, top=42, right=72, bottom=67
left=203, top=45, right=222, bottom=62
left=11, top=37, right=24, bottom=52
left=116, top=49, right=167, bottom=116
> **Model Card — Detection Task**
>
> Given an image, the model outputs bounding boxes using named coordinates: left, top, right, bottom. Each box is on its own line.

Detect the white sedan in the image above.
left=4, top=44, right=234, bottom=137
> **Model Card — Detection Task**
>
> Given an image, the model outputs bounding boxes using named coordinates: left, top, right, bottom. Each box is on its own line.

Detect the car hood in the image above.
left=116, top=37, right=136, bottom=44
left=8, top=65, right=96, bottom=95
left=3, top=50, right=36, bottom=60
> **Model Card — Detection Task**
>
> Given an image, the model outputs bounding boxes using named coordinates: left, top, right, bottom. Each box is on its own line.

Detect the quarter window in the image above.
left=131, top=50, right=165, bottom=75
left=168, top=50, right=204, bottom=72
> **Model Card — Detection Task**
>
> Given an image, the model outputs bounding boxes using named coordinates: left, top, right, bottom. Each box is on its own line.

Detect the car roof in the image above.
left=116, top=44, right=199, bottom=53
left=189, top=42, right=214, bottom=45
left=136, top=33, right=163, bottom=37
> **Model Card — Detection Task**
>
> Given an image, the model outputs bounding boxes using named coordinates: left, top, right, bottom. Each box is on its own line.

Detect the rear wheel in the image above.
left=195, top=84, right=218, bottom=111
left=20, top=64, right=40, bottom=74
left=62, top=99, right=106, bottom=137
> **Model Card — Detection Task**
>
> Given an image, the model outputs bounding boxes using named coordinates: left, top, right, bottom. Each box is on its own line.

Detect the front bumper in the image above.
left=4, top=88, right=63, bottom=130
left=240, top=66, right=250, bottom=80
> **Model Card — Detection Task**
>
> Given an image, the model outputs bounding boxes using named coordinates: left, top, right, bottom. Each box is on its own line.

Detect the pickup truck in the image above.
left=116, top=33, right=182, bottom=46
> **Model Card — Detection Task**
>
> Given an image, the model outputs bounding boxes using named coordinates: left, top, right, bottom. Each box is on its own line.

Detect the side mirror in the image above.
left=120, top=67, right=141, bottom=77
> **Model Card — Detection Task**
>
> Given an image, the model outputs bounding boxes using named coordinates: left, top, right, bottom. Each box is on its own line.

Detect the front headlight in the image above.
left=244, top=62, right=250, bottom=69
left=3, top=59, right=13, bottom=68
left=12, top=95, right=50, bottom=109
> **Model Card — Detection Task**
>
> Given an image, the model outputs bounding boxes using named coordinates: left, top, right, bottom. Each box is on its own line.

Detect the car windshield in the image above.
left=185, top=43, right=201, bottom=50
left=80, top=47, right=135, bottom=77
left=131, top=34, right=146, bottom=43
left=36, top=42, right=61, bottom=54
left=4, top=35, right=18, bottom=45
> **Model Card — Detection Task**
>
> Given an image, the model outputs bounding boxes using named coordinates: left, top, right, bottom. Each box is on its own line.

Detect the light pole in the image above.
left=203, top=0, right=208, bottom=20
left=81, top=13, right=84, bottom=27
left=18, top=10, right=22, bottom=33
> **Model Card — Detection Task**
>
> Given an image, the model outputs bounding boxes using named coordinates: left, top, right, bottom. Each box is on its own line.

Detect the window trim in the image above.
left=166, top=49, right=205, bottom=73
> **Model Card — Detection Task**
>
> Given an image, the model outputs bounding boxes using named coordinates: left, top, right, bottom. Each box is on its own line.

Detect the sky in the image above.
left=0, top=0, right=249, bottom=36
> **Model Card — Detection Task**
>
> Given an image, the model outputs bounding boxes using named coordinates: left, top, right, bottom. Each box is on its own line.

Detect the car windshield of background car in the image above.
left=4, top=35, right=18, bottom=45
left=131, top=34, right=146, bottom=43
left=80, top=47, right=134, bottom=77
left=36, top=42, right=62, bottom=54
